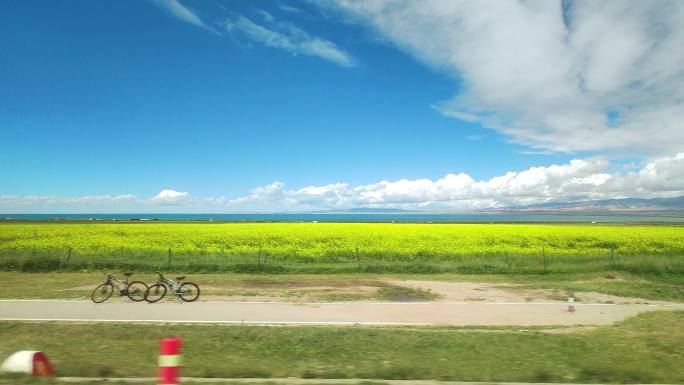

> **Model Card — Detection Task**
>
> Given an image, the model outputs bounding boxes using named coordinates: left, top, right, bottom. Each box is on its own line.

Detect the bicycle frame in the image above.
left=145, top=272, right=199, bottom=303
left=154, top=274, right=187, bottom=296
left=103, top=274, right=133, bottom=295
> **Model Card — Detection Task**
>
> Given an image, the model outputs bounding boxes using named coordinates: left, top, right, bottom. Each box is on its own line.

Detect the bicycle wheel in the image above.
left=145, top=283, right=167, bottom=303
left=179, top=282, right=200, bottom=302
left=91, top=283, right=114, bottom=303
left=126, top=281, right=148, bottom=302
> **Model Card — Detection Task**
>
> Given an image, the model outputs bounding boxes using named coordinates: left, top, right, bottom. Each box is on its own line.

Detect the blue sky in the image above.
left=1, top=0, right=683, bottom=212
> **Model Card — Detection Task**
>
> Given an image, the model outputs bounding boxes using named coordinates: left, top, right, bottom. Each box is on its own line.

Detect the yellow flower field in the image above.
left=1, top=222, right=683, bottom=273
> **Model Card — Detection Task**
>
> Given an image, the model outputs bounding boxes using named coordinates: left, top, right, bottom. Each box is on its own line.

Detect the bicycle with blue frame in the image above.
left=144, top=272, right=200, bottom=303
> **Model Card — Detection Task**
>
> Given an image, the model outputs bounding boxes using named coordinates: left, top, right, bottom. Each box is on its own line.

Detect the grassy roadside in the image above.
left=1, top=311, right=684, bottom=383
left=0, top=271, right=681, bottom=302
left=0, top=376, right=409, bottom=385
left=0, top=375, right=384, bottom=385
left=0, top=376, right=397, bottom=385
left=0, top=374, right=142, bottom=385
left=0, top=272, right=439, bottom=302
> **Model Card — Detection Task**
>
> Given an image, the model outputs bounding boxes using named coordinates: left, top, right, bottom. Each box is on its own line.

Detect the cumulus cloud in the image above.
left=149, top=189, right=190, bottom=206
left=0, top=194, right=139, bottom=206
left=0, top=190, right=190, bottom=213
left=0, top=194, right=145, bottom=214
left=151, top=0, right=220, bottom=34
left=323, top=0, right=684, bottom=154
left=224, top=15, right=356, bottom=67
left=3, top=155, right=684, bottom=212
left=226, top=153, right=684, bottom=211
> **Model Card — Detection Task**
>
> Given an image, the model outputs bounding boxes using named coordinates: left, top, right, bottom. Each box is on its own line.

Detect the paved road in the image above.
left=1, top=300, right=681, bottom=326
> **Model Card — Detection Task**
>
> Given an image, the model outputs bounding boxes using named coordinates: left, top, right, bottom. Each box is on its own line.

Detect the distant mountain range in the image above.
left=505, top=195, right=684, bottom=212
left=305, top=196, right=684, bottom=214
left=317, top=196, right=684, bottom=214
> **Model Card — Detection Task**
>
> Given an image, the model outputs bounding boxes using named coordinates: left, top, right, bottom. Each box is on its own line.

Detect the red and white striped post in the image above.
left=158, top=338, right=182, bottom=385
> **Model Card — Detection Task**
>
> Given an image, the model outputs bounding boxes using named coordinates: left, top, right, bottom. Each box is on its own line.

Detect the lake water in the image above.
left=2, top=212, right=684, bottom=223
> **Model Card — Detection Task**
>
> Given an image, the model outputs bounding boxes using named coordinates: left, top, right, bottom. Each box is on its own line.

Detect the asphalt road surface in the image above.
left=1, top=300, right=682, bottom=326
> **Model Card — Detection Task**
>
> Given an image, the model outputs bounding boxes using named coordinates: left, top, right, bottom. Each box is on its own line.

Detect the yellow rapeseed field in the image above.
left=1, top=222, right=683, bottom=259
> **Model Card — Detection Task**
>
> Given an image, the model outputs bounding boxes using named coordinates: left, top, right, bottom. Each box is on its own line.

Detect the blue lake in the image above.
left=2, top=212, right=683, bottom=223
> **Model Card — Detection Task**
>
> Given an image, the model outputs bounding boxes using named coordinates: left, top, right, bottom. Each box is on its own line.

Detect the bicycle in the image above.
left=144, top=272, right=200, bottom=303
left=91, top=272, right=149, bottom=303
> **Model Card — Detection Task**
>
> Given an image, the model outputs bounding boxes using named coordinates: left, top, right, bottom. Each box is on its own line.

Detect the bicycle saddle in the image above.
left=175, top=276, right=185, bottom=280
left=123, top=272, right=133, bottom=276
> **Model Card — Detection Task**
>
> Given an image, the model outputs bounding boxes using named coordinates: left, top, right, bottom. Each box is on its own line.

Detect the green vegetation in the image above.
left=0, top=374, right=140, bottom=385
left=0, top=376, right=86, bottom=385
left=0, top=375, right=374, bottom=385
left=0, top=272, right=442, bottom=302
left=1, top=222, right=684, bottom=274
left=375, top=285, right=439, bottom=301
left=0, top=376, right=390, bottom=385
left=1, top=271, right=682, bottom=302
left=1, top=311, right=684, bottom=382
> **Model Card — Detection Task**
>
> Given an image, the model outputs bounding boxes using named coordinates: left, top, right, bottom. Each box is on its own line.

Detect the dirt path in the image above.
left=1, top=300, right=681, bottom=326
left=387, top=279, right=676, bottom=305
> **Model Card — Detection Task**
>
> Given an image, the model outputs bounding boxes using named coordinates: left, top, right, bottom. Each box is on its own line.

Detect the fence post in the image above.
left=609, top=247, right=615, bottom=269
left=505, top=252, right=512, bottom=271
left=166, top=248, right=172, bottom=269
left=64, top=247, right=72, bottom=268
left=356, top=246, right=361, bottom=270
left=257, top=247, right=262, bottom=269
left=542, top=242, right=546, bottom=273
left=220, top=247, right=225, bottom=268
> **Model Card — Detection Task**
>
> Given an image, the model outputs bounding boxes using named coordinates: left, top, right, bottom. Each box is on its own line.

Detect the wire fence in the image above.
left=1, top=245, right=683, bottom=275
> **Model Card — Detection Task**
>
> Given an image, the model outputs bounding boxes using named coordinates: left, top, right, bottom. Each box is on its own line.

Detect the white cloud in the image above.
left=0, top=194, right=139, bottom=206
left=3, top=155, right=684, bottom=212
left=0, top=190, right=190, bottom=213
left=150, top=189, right=190, bottom=206
left=226, top=153, right=684, bottom=211
left=225, top=15, right=356, bottom=68
left=606, top=153, right=684, bottom=196
left=256, top=9, right=275, bottom=23
left=151, top=0, right=220, bottom=34
left=279, top=5, right=301, bottom=14
left=322, top=0, right=684, bottom=154
left=68, top=194, right=138, bottom=204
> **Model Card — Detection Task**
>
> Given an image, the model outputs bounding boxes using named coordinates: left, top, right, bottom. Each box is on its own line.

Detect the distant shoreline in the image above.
left=1, top=211, right=683, bottom=224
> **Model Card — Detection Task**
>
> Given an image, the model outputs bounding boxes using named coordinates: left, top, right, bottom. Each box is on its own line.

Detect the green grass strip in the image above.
left=1, top=311, right=684, bottom=383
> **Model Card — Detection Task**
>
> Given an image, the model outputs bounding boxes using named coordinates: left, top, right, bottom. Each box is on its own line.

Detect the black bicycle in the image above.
left=144, top=272, right=200, bottom=303
left=91, top=272, right=148, bottom=303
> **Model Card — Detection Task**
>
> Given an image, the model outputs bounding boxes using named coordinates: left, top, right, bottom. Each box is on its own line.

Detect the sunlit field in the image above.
left=1, top=222, right=683, bottom=274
